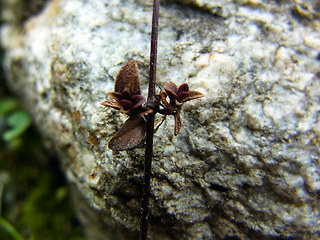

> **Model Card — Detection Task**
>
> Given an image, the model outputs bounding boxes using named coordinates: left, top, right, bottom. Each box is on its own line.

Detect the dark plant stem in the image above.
left=141, top=0, right=160, bottom=239
left=140, top=112, right=155, bottom=240
left=146, top=0, right=160, bottom=107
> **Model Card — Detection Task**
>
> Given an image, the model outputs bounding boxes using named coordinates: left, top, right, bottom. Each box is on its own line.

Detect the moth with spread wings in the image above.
left=102, top=60, right=152, bottom=151
left=102, top=60, right=204, bottom=151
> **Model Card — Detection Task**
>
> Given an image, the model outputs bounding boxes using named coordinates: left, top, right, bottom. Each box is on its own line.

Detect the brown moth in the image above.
left=102, top=60, right=151, bottom=151
left=158, top=81, right=204, bottom=135
left=102, top=60, right=151, bottom=116
left=102, top=60, right=204, bottom=150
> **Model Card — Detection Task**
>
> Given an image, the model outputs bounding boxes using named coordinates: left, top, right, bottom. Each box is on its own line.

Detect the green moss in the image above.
left=0, top=98, right=19, bottom=116
left=0, top=217, right=24, bottom=240
left=2, top=111, right=32, bottom=142
left=0, top=127, right=85, bottom=240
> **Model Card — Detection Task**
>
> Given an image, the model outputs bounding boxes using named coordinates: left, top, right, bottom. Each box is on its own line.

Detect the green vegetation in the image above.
left=0, top=98, right=32, bottom=149
left=0, top=50, right=84, bottom=240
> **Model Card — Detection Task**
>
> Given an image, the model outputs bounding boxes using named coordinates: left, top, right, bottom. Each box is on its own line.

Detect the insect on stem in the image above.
left=101, top=1, right=204, bottom=238
left=141, top=0, right=160, bottom=239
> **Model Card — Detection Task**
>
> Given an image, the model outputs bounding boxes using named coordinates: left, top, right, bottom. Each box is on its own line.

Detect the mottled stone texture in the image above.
left=1, top=0, right=320, bottom=239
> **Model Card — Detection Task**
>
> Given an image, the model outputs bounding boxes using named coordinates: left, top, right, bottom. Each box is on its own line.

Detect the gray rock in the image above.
left=1, top=0, right=320, bottom=239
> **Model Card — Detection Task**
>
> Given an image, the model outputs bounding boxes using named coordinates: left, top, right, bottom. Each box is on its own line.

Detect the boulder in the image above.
left=1, top=0, right=320, bottom=239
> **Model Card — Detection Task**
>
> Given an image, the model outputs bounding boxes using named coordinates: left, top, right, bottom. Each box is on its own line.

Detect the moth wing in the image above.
left=174, top=114, right=182, bottom=136
left=101, top=101, right=120, bottom=109
left=183, top=91, right=204, bottom=102
left=115, top=60, right=141, bottom=95
left=174, top=108, right=182, bottom=136
left=108, top=115, right=146, bottom=151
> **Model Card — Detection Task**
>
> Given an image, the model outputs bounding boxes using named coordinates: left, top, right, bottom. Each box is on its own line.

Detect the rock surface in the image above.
left=1, top=0, right=320, bottom=239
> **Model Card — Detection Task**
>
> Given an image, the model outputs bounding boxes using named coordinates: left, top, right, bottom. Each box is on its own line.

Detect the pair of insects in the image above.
left=102, top=60, right=204, bottom=151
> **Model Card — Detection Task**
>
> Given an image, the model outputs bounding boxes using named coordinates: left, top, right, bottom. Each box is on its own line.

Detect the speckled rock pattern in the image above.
left=1, top=0, right=320, bottom=239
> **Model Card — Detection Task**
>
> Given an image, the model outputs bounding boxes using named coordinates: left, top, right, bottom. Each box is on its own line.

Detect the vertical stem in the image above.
left=146, top=0, right=160, bottom=107
left=140, top=113, right=155, bottom=240
left=141, top=0, right=160, bottom=239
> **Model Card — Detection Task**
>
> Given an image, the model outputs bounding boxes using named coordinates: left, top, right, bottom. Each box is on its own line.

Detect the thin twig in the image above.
left=146, top=0, right=160, bottom=108
left=140, top=0, right=160, bottom=239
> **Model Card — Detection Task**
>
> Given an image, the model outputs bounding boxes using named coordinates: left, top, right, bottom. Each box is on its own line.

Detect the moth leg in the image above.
left=154, top=114, right=167, bottom=133
left=155, top=83, right=164, bottom=91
